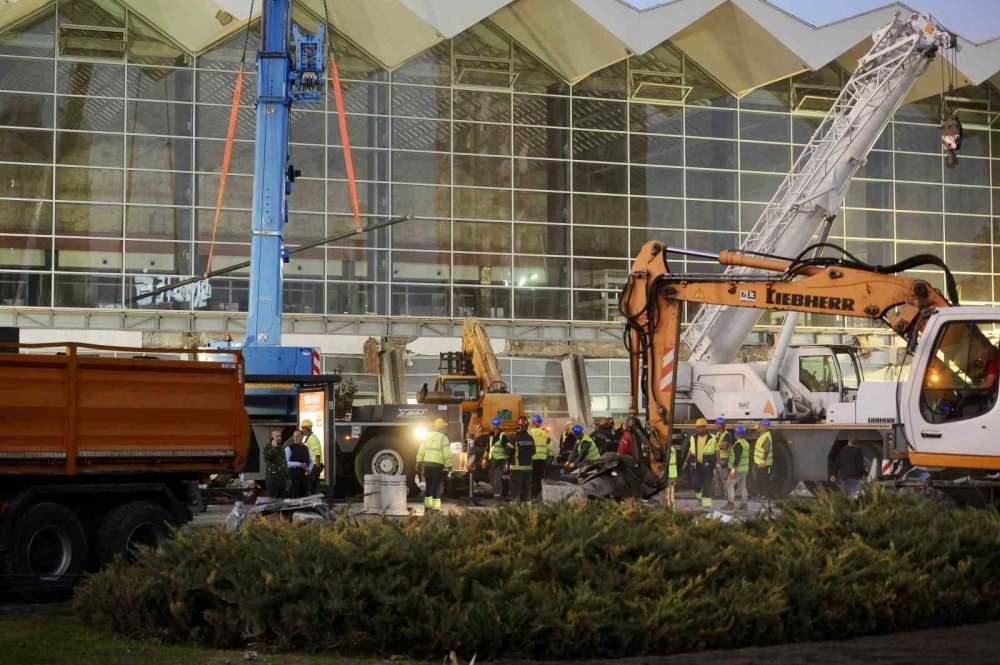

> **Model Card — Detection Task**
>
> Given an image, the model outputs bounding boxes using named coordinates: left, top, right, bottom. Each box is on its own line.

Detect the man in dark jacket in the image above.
left=830, top=437, right=866, bottom=496
left=262, top=429, right=289, bottom=499
left=285, top=429, right=314, bottom=498
left=509, top=416, right=536, bottom=502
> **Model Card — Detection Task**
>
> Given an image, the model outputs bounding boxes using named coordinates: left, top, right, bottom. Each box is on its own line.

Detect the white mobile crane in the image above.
left=636, top=12, right=958, bottom=494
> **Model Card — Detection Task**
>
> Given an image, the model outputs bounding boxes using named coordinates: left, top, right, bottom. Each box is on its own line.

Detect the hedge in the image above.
left=72, top=490, right=1000, bottom=659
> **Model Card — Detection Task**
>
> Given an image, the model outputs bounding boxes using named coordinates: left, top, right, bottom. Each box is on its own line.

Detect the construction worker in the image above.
left=713, top=417, right=731, bottom=499
left=416, top=418, right=452, bottom=512
left=300, top=419, right=324, bottom=495
left=665, top=443, right=679, bottom=508
left=724, top=425, right=750, bottom=512
left=483, top=417, right=511, bottom=501
left=284, top=429, right=313, bottom=498
left=592, top=417, right=616, bottom=454
left=528, top=414, right=550, bottom=497
left=564, top=424, right=600, bottom=470
left=754, top=418, right=774, bottom=500
left=683, top=418, right=716, bottom=509
left=509, top=416, right=535, bottom=502
left=558, top=420, right=577, bottom=464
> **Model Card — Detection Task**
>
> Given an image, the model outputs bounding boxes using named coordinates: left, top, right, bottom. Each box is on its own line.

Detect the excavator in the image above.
left=416, top=318, right=524, bottom=436
left=613, top=240, right=1000, bottom=504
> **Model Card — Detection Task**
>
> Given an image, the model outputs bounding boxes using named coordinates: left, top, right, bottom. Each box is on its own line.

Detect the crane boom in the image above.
left=683, top=12, right=954, bottom=365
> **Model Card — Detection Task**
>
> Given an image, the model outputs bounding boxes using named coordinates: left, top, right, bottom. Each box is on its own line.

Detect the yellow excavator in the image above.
left=417, top=318, right=524, bottom=436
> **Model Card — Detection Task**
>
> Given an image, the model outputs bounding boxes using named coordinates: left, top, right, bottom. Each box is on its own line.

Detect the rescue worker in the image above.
left=509, top=416, right=536, bottom=502
left=724, top=425, right=750, bottom=512
left=416, top=418, right=452, bottom=512
left=592, top=417, right=616, bottom=454
left=683, top=418, right=716, bottom=509
left=528, top=414, right=551, bottom=497
left=713, top=417, right=732, bottom=499
left=284, top=429, right=313, bottom=498
left=754, top=418, right=774, bottom=500
left=300, top=419, right=324, bottom=495
left=262, top=429, right=289, bottom=499
left=558, top=420, right=577, bottom=463
left=564, top=424, right=600, bottom=471
left=616, top=420, right=635, bottom=458
left=483, top=417, right=511, bottom=501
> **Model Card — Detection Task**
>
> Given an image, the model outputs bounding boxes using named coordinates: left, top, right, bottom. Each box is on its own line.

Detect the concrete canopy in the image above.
left=2, top=0, right=1000, bottom=99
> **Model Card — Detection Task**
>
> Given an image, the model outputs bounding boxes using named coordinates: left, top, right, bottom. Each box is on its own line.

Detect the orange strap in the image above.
left=329, top=55, right=362, bottom=232
left=204, top=66, right=244, bottom=277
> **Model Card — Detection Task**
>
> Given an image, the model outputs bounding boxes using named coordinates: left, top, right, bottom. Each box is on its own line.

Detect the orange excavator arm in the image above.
left=621, top=240, right=954, bottom=471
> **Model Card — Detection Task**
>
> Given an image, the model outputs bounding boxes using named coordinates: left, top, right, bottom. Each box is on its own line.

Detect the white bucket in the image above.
left=382, top=475, right=409, bottom=516
left=363, top=474, right=382, bottom=511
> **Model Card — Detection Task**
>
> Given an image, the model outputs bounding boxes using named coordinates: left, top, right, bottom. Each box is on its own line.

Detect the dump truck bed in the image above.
left=0, top=343, right=250, bottom=476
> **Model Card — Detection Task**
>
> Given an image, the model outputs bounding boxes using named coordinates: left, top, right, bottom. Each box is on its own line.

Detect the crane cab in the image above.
left=778, top=345, right=863, bottom=418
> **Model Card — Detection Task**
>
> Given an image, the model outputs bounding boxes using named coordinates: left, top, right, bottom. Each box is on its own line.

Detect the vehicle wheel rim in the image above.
left=372, top=449, right=404, bottom=476
left=26, top=527, right=72, bottom=580
left=126, top=522, right=163, bottom=560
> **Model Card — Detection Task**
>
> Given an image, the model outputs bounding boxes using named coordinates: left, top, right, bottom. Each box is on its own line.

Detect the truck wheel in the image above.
left=7, top=502, right=87, bottom=599
left=97, top=501, right=174, bottom=566
left=354, top=435, right=417, bottom=495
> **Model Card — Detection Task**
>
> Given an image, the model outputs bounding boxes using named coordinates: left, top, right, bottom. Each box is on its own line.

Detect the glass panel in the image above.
left=56, top=166, right=121, bottom=203
left=686, top=138, right=736, bottom=169
left=194, top=208, right=247, bottom=242
left=630, top=165, right=683, bottom=197
left=391, top=183, right=449, bottom=218
left=944, top=157, right=989, bottom=187
left=56, top=202, right=121, bottom=237
left=0, top=235, right=51, bottom=269
left=132, top=135, right=193, bottom=171
left=454, top=221, right=510, bottom=253
left=391, top=84, right=450, bottom=118
left=391, top=284, right=449, bottom=316
left=129, top=67, right=193, bottom=102
left=740, top=141, right=789, bottom=173
left=392, top=42, right=449, bottom=86
left=0, top=200, right=52, bottom=234
left=514, top=223, right=567, bottom=254
left=573, top=131, right=626, bottom=162
left=514, top=191, right=569, bottom=223
left=0, top=163, right=52, bottom=199
left=0, top=7, right=55, bottom=57
left=1, top=56, right=54, bottom=93
left=453, top=155, right=510, bottom=188
left=329, top=282, right=386, bottom=316
left=845, top=240, right=893, bottom=265
left=845, top=209, right=893, bottom=238
left=127, top=14, right=189, bottom=67
left=574, top=290, right=619, bottom=321
left=328, top=147, right=387, bottom=182
left=454, top=252, right=510, bottom=285
left=55, top=236, right=121, bottom=272
left=573, top=193, right=626, bottom=226
left=945, top=186, right=990, bottom=215
left=573, top=226, right=627, bottom=257
left=799, top=355, right=839, bottom=392
left=327, top=248, right=388, bottom=281
left=195, top=173, right=252, bottom=208
left=454, top=122, right=511, bottom=155
left=514, top=158, right=569, bottom=191
left=54, top=273, right=122, bottom=308
left=921, top=321, right=999, bottom=423
left=514, top=255, right=568, bottom=288
left=514, top=125, right=568, bottom=160
left=0, top=128, right=52, bottom=163
left=945, top=215, right=991, bottom=245
left=896, top=211, right=943, bottom=241
left=130, top=100, right=193, bottom=136
left=392, top=117, right=449, bottom=152
left=573, top=99, right=626, bottom=130
left=392, top=219, right=449, bottom=251
left=573, top=61, right=626, bottom=100
left=739, top=112, right=789, bottom=142
left=687, top=200, right=736, bottom=231
left=329, top=113, right=388, bottom=148
left=740, top=173, right=783, bottom=202
left=893, top=123, right=939, bottom=153
left=947, top=245, right=991, bottom=273
left=0, top=272, right=51, bottom=307
left=513, top=94, right=569, bottom=127
left=895, top=182, right=942, bottom=212
left=514, top=288, right=568, bottom=319
left=0, top=92, right=53, bottom=128
left=630, top=134, right=682, bottom=166
left=392, top=151, right=450, bottom=185
left=124, top=239, right=191, bottom=275
left=195, top=103, right=254, bottom=140
left=55, top=131, right=122, bottom=167
left=455, top=286, right=511, bottom=318
left=56, top=95, right=123, bottom=132
left=686, top=169, right=736, bottom=200
left=631, top=197, right=683, bottom=229
left=895, top=152, right=940, bottom=183
left=846, top=180, right=893, bottom=209
left=573, top=162, right=626, bottom=194
left=455, top=187, right=511, bottom=220
left=740, top=80, right=789, bottom=112
left=629, top=104, right=683, bottom=135
left=57, top=61, right=123, bottom=97
left=127, top=171, right=192, bottom=206
left=454, top=89, right=511, bottom=123
left=685, top=108, right=736, bottom=139
left=128, top=205, right=192, bottom=241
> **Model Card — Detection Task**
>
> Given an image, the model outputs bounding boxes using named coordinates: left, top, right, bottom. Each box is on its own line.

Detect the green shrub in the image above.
left=73, top=490, right=1000, bottom=658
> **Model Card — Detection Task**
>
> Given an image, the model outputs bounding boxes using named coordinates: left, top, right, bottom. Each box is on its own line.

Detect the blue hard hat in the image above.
left=715, top=417, right=726, bottom=425
left=532, top=414, right=543, bottom=425
left=735, top=425, right=746, bottom=436
left=572, top=424, right=584, bottom=435
left=760, top=418, right=771, bottom=427
left=491, top=417, right=501, bottom=427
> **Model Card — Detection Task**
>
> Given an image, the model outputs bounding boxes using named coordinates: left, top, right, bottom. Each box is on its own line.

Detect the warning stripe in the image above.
left=660, top=346, right=675, bottom=392
left=312, top=349, right=322, bottom=375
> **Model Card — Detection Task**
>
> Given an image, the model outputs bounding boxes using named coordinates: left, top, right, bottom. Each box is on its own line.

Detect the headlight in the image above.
left=413, top=426, right=428, bottom=441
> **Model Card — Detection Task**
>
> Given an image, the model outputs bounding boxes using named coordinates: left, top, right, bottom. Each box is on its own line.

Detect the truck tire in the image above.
left=97, top=501, right=174, bottom=566
left=354, top=435, right=418, bottom=495
left=7, top=502, right=87, bottom=600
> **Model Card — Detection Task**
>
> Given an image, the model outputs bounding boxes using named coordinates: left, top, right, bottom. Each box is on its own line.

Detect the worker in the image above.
left=416, top=418, right=452, bottom=512
left=300, top=419, right=324, bottom=495
left=558, top=420, right=577, bottom=464
left=284, top=429, right=313, bottom=498
left=483, top=417, right=511, bottom=501
left=528, top=414, right=551, bottom=497
left=592, top=417, right=616, bottom=454
left=754, top=418, right=774, bottom=500
left=683, top=418, right=716, bottom=509
left=713, top=417, right=731, bottom=500
left=665, top=443, right=679, bottom=508
left=564, top=424, right=600, bottom=471
left=262, top=429, right=289, bottom=499
left=724, top=425, right=750, bottom=512
left=616, top=420, right=635, bottom=458
left=509, top=416, right=535, bottom=502
left=830, top=436, right=866, bottom=497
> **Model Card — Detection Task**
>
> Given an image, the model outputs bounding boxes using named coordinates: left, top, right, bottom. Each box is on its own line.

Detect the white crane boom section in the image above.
left=683, top=12, right=954, bottom=364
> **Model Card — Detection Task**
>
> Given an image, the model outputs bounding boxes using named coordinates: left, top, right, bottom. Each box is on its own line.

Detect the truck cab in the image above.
left=779, top=345, right=863, bottom=418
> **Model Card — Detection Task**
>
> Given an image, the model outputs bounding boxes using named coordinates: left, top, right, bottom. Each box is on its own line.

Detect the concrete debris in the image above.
left=225, top=494, right=332, bottom=531
left=540, top=480, right=586, bottom=502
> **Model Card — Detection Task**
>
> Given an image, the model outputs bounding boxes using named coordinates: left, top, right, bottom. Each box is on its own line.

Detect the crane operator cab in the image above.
left=780, top=346, right=863, bottom=417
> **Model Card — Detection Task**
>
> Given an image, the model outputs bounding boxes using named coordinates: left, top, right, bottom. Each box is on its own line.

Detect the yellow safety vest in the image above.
left=577, top=435, right=600, bottom=463
left=732, top=438, right=750, bottom=473
left=529, top=427, right=550, bottom=460
left=488, top=431, right=509, bottom=460
left=668, top=446, right=678, bottom=479
left=754, top=431, right=773, bottom=467
left=417, top=431, right=452, bottom=468
left=689, top=433, right=716, bottom=463
left=715, top=430, right=731, bottom=463
left=303, top=433, right=323, bottom=464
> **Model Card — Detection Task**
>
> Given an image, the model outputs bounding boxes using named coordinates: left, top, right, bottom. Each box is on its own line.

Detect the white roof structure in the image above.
left=2, top=0, right=999, bottom=98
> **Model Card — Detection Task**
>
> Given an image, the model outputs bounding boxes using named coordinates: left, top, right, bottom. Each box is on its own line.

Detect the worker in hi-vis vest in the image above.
left=416, top=418, right=452, bottom=512
left=684, top=418, right=716, bottom=509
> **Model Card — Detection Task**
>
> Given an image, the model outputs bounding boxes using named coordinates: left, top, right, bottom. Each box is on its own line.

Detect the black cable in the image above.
left=241, top=0, right=257, bottom=67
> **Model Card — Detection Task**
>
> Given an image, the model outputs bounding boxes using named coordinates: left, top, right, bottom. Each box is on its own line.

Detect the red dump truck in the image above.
left=0, top=342, right=249, bottom=597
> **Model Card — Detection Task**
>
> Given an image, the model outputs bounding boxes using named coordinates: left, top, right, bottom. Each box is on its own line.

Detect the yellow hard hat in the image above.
left=433, top=417, right=447, bottom=430
left=300, top=419, right=313, bottom=428
left=695, top=417, right=708, bottom=427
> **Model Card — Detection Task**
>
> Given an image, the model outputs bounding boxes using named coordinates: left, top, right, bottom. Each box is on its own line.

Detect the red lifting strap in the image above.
left=204, top=67, right=244, bottom=277
left=329, top=54, right=362, bottom=232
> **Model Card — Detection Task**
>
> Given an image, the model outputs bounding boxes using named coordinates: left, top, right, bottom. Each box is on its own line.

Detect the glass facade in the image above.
left=2, top=0, right=998, bottom=328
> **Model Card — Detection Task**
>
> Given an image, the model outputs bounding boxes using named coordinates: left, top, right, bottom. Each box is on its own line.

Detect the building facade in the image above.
left=1, top=0, right=999, bottom=414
